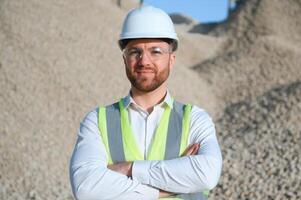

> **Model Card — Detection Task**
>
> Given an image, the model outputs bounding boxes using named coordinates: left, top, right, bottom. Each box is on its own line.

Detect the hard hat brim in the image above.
left=119, top=37, right=178, bottom=51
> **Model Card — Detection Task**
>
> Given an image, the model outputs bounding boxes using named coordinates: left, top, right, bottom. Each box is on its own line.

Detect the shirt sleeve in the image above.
left=132, top=106, right=222, bottom=194
left=69, top=108, right=159, bottom=200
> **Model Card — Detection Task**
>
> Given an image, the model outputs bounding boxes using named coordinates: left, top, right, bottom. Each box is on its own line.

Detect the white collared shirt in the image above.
left=69, top=92, right=222, bottom=200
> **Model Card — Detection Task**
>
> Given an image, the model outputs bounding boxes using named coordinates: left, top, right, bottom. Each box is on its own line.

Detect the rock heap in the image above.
left=212, top=81, right=301, bottom=199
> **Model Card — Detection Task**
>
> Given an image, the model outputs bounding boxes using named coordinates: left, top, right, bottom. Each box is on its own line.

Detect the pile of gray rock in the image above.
left=211, top=81, right=301, bottom=199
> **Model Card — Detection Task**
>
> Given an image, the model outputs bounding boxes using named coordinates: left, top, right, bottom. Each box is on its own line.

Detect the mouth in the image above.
left=137, top=70, right=154, bottom=73
left=136, top=68, right=156, bottom=74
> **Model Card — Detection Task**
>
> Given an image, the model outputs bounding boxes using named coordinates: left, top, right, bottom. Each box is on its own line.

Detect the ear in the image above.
left=123, top=55, right=127, bottom=66
left=169, top=53, right=176, bottom=70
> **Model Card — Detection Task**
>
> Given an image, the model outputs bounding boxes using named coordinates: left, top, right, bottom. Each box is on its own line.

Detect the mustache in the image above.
left=135, top=66, right=157, bottom=73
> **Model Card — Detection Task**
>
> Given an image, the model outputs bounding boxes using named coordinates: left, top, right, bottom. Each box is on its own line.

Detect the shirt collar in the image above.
left=122, top=90, right=173, bottom=109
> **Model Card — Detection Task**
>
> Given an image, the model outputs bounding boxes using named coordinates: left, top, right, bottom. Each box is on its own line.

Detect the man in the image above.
left=70, top=5, right=222, bottom=200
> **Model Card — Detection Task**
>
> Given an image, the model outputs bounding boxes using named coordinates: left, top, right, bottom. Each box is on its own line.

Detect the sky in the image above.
left=143, top=0, right=230, bottom=23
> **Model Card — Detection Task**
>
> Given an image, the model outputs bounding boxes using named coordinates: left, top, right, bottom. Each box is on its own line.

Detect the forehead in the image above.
left=126, top=39, right=169, bottom=48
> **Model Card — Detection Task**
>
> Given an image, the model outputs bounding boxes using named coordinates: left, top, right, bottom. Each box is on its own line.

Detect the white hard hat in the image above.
left=119, top=6, right=178, bottom=51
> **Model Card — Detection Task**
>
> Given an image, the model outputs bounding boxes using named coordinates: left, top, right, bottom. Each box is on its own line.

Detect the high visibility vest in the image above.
left=98, top=99, right=209, bottom=200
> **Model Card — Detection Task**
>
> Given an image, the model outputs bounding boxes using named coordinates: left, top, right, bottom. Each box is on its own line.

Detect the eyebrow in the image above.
left=127, top=45, right=168, bottom=50
left=127, top=41, right=168, bottom=47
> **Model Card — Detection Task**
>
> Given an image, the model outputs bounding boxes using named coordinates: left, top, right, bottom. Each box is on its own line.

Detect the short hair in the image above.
left=119, top=38, right=177, bottom=52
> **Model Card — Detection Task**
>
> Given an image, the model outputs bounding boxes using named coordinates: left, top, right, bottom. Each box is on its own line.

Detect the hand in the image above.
left=181, top=143, right=200, bottom=156
left=108, top=162, right=133, bottom=177
left=159, top=189, right=174, bottom=198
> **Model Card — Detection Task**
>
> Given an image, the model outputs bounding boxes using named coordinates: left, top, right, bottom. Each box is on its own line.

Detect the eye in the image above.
left=127, top=48, right=141, bottom=56
left=150, top=47, right=163, bottom=55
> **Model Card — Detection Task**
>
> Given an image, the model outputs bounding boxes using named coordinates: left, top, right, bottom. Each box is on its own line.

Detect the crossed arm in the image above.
left=108, top=144, right=201, bottom=198
left=70, top=108, right=222, bottom=200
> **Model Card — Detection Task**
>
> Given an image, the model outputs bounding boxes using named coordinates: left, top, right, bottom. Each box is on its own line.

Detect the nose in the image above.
left=138, top=51, right=152, bottom=66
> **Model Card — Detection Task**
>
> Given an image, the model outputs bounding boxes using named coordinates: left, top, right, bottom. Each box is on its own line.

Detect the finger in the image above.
left=185, top=145, right=195, bottom=155
left=187, top=143, right=200, bottom=156
left=190, top=143, right=200, bottom=155
left=107, top=164, right=117, bottom=171
left=182, top=143, right=199, bottom=156
left=182, top=144, right=194, bottom=156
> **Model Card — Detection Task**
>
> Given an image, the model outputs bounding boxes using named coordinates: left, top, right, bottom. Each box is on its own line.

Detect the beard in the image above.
left=126, top=65, right=170, bottom=93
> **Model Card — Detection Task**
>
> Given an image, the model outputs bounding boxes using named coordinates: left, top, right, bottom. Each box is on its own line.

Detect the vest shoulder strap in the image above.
left=165, top=100, right=186, bottom=159
left=98, top=102, right=125, bottom=164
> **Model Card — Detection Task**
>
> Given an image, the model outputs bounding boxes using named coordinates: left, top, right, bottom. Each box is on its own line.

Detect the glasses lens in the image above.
left=124, top=46, right=171, bottom=62
left=124, top=48, right=141, bottom=61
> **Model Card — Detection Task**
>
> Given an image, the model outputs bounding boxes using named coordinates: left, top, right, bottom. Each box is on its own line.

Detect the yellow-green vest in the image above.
left=98, top=99, right=209, bottom=200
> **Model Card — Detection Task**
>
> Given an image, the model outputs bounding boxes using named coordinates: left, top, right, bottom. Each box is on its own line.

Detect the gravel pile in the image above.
left=194, top=0, right=301, bottom=108
left=192, top=2, right=301, bottom=197
left=211, top=81, right=301, bottom=199
left=0, top=1, right=126, bottom=199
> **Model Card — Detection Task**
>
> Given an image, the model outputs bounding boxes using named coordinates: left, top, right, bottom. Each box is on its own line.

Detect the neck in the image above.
left=131, top=84, right=167, bottom=113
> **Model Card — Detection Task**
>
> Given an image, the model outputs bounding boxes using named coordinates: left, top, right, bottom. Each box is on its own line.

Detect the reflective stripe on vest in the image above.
left=98, top=99, right=208, bottom=200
